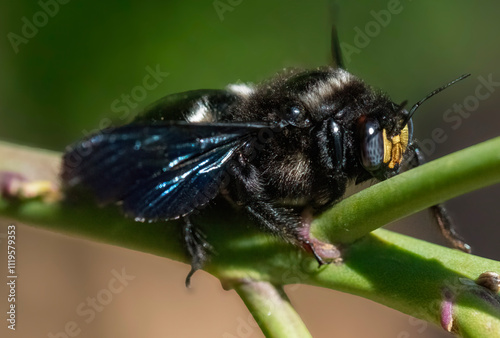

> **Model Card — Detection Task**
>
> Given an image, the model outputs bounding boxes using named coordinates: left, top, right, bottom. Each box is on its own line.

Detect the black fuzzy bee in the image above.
left=62, top=31, right=470, bottom=286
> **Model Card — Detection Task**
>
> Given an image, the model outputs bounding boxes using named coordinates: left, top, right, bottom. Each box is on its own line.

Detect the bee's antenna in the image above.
left=328, top=0, right=344, bottom=69
left=406, top=73, right=471, bottom=123
left=331, top=25, right=345, bottom=69
left=398, top=100, right=409, bottom=111
left=388, top=100, right=408, bottom=135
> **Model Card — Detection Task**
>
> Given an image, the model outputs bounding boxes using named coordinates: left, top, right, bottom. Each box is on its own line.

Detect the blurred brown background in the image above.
left=0, top=0, right=499, bottom=337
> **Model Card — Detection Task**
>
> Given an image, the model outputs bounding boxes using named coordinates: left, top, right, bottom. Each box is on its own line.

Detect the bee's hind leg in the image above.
left=182, top=216, right=213, bottom=287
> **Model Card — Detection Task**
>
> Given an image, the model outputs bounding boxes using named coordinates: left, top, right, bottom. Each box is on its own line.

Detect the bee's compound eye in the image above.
left=359, top=118, right=384, bottom=171
left=287, top=106, right=301, bottom=120
left=282, top=103, right=311, bottom=128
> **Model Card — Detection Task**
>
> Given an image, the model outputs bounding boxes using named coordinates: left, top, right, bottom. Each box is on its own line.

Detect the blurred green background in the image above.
left=2, top=0, right=498, bottom=152
left=0, top=1, right=499, bottom=337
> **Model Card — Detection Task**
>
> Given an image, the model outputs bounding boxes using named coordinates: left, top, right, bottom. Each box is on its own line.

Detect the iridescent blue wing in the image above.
left=62, top=122, right=267, bottom=221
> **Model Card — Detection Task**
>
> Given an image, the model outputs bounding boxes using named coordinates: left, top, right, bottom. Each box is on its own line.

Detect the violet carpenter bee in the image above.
left=61, top=30, right=471, bottom=286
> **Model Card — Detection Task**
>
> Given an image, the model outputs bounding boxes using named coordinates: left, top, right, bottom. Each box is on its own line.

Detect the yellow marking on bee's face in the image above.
left=382, top=124, right=410, bottom=169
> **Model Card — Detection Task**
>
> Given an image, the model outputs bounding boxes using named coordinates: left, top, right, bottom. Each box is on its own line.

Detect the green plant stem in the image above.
left=234, top=281, right=312, bottom=338
left=302, top=230, right=500, bottom=337
left=1, top=138, right=500, bottom=337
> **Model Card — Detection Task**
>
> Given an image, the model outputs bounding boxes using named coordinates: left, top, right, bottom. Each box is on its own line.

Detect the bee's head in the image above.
left=357, top=73, right=470, bottom=180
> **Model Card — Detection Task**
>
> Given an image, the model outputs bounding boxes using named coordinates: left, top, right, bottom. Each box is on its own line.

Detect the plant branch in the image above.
left=1, top=138, right=500, bottom=337
left=233, top=281, right=312, bottom=338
